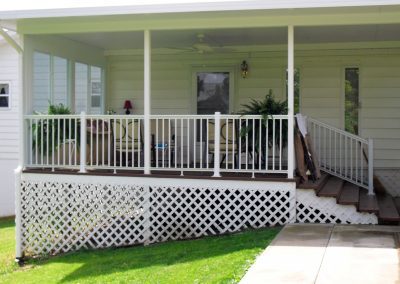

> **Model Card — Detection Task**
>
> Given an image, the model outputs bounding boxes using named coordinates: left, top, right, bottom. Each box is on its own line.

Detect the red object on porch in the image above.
left=124, top=100, right=133, bottom=114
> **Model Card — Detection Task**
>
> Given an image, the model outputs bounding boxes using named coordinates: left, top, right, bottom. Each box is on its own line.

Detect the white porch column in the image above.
left=287, top=25, right=295, bottom=179
left=144, top=30, right=151, bottom=174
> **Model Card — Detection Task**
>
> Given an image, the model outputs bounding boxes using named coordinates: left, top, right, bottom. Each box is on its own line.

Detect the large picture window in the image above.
left=33, top=51, right=103, bottom=114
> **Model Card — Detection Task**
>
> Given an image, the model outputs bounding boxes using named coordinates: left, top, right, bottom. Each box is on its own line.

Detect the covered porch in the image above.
left=21, top=20, right=400, bottom=193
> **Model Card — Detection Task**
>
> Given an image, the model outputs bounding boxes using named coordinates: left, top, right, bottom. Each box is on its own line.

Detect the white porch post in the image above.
left=287, top=25, right=295, bottom=179
left=144, top=30, right=151, bottom=174
left=79, top=111, right=87, bottom=173
left=213, top=112, right=221, bottom=177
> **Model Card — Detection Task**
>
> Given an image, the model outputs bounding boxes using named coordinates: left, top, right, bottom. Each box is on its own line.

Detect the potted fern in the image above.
left=32, top=103, right=80, bottom=164
left=239, top=89, right=288, bottom=167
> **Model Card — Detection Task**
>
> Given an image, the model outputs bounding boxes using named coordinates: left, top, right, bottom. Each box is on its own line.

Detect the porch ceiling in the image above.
left=59, top=24, right=400, bottom=51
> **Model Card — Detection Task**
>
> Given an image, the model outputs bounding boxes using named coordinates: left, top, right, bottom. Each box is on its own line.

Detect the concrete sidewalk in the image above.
left=240, top=224, right=400, bottom=284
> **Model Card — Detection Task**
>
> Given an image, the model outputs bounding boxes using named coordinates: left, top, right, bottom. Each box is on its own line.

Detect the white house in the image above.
left=1, top=0, right=400, bottom=259
left=0, top=32, right=19, bottom=217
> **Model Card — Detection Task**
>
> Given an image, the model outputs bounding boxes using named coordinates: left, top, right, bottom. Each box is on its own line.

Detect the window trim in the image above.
left=0, top=81, right=11, bottom=110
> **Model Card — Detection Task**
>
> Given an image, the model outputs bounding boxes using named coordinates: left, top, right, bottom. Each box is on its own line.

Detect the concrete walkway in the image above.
left=240, top=224, right=400, bottom=284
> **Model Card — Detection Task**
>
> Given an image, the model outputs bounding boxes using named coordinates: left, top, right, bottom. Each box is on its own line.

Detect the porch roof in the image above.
left=1, top=0, right=400, bottom=20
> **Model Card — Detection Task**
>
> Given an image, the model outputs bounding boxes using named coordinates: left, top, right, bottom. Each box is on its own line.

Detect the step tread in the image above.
left=377, top=194, right=400, bottom=221
left=297, top=173, right=329, bottom=190
left=338, top=183, right=359, bottom=205
left=393, top=197, right=400, bottom=214
left=358, top=191, right=379, bottom=213
left=317, top=176, right=344, bottom=197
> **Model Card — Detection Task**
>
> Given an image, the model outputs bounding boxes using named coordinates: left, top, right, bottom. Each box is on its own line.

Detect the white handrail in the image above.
left=24, top=113, right=290, bottom=177
left=307, top=116, right=374, bottom=195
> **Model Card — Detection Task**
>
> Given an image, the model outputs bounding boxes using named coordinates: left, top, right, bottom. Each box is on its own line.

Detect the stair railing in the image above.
left=307, top=117, right=374, bottom=195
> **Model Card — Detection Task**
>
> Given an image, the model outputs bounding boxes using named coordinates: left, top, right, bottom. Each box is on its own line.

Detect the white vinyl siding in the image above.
left=0, top=41, right=19, bottom=216
left=33, top=52, right=51, bottom=112
left=75, top=62, right=88, bottom=113
left=52, top=56, right=68, bottom=106
left=106, top=54, right=286, bottom=115
left=106, top=51, right=400, bottom=169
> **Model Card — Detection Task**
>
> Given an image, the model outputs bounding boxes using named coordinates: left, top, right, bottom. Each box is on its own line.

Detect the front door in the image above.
left=196, top=72, right=230, bottom=114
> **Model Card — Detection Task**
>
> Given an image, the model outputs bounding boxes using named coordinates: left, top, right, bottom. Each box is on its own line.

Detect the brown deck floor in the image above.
left=23, top=168, right=294, bottom=182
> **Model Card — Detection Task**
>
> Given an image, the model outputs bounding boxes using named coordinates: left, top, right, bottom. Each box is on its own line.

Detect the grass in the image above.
left=0, top=218, right=280, bottom=284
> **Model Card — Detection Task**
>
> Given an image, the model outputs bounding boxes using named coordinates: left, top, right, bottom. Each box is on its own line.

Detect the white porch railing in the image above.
left=307, top=117, right=374, bottom=195
left=24, top=113, right=289, bottom=176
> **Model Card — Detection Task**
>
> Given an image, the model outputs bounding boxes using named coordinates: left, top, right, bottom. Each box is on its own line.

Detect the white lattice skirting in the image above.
left=18, top=173, right=296, bottom=257
left=296, top=189, right=378, bottom=224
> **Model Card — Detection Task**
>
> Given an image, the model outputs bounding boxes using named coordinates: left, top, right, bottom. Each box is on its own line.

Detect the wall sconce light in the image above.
left=241, top=60, right=249, bottom=78
left=124, top=100, right=133, bottom=115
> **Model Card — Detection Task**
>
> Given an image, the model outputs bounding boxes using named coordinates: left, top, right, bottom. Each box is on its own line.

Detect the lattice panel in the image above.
left=149, top=186, right=295, bottom=243
left=20, top=180, right=148, bottom=256
left=19, top=174, right=295, bottom=257
left=296, top=189, right=377, bottom=224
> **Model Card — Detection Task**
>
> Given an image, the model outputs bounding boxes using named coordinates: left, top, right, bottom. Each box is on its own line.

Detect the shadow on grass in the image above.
left=34, top=227, right=280, bottom=283
left=0, top=217, right=15, bottom=230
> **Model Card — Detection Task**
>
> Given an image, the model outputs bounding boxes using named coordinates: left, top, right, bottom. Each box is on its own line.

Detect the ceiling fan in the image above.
left=167, top=33, right=234, bottom=54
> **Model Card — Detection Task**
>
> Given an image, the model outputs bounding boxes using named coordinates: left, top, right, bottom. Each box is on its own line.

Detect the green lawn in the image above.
left=0, top=218, right=279, bottom=284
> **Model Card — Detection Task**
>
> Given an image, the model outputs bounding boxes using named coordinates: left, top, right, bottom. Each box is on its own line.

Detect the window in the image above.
left=286, top=68, right=300, bottom=114
left=344, top=68, right=359, bottom=135
left=196, top=72, right=230, bottom=114
left=33, top=52, right=104, bottom=114
left=0, top=82, right=10, bottom=109
left=90, top=66, right=102, bottom=114
left=33, top=53, right=68, bottom=112
left=74, top=63, right=103, bottom=114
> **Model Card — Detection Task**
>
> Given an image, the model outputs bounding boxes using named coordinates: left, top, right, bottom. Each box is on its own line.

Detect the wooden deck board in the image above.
left=358, top=191, right=379, bottom=213
left=337, top=183, right=359, bottom=205
left=317, top=176, right=344, bottom=197
left=377, top=194, right=400, bottom=221
left=23, top=168, right=296, bottom=182
left=297, top=173, right=329, bottom=190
